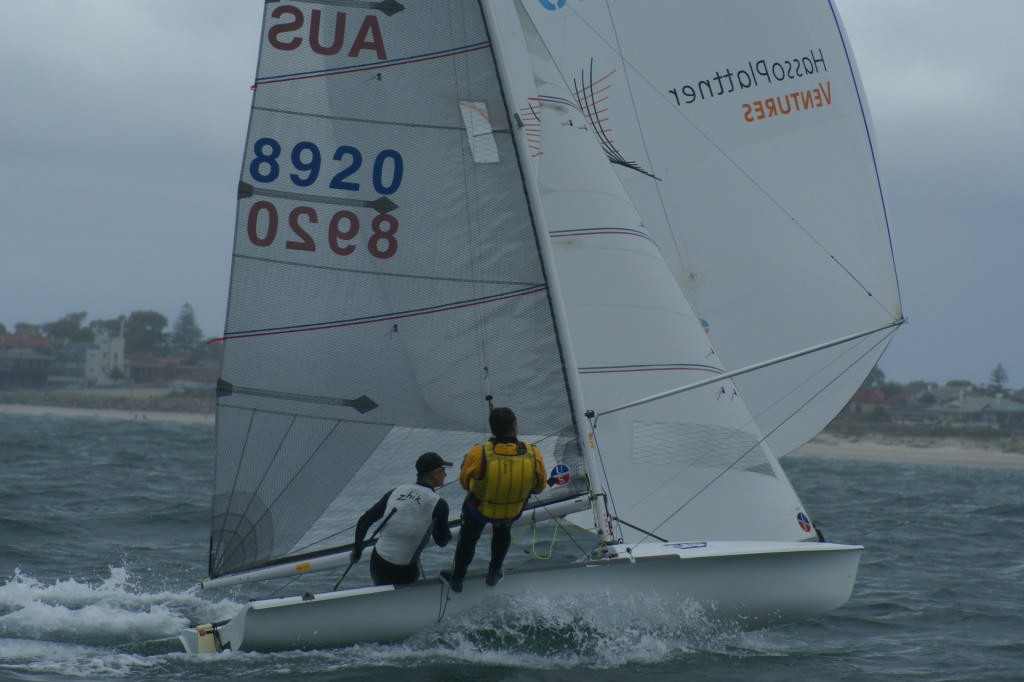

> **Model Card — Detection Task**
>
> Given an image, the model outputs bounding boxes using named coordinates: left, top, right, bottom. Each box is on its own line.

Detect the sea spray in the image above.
left=0, top=566, right=238, bottom=648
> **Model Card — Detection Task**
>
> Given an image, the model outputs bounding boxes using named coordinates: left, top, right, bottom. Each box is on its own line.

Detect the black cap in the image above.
left=416, top=451, right=453, bottom=475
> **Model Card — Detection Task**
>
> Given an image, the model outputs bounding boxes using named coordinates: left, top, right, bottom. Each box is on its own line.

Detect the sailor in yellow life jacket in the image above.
left=440, top=407, right=546, bottom=592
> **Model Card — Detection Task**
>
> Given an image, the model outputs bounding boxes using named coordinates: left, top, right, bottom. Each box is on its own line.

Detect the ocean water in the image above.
left=1, top=412, right=1022, bottom=681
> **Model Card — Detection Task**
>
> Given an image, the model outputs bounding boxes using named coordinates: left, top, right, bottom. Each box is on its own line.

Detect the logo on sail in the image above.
left=796, top=512, right=812, bottom=533
left=549, top=464, right=571, bottom=486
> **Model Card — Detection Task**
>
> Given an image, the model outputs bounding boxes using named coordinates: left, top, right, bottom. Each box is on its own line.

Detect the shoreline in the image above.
left=793, top=432, right=1024, bottom=468
left=2, top=401, right=1023, bottom=468
left=0, top=402, right=213, bottom=426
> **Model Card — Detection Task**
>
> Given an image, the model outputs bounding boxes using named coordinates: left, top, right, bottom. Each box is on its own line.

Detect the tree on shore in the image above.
left=42, top=312, right=94, bottom=345
left=171, top=303, right=204, bottom=350
left=990, top=362, right=1009, bottom=391
left=862, top=366, right=886, bottom=389
left=126, top=310, right=169, bottom=354
left=89, top=316, right=126, bottom=338
left=858, top=365, right=904, bottom=397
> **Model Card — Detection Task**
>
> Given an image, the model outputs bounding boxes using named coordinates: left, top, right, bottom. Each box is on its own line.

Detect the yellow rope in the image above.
left=529, top=520, right=560, bottom=560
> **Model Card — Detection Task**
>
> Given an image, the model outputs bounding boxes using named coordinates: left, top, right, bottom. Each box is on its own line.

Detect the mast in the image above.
left=479, top=0, right=614, bottom=543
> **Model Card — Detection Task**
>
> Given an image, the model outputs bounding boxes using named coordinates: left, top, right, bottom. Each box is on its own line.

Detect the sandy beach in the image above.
left=793, top=432, right=1024, bottom=468
left=2, top=401, right=1022, bottom=468
left=0, top=402, right=213, bottom=426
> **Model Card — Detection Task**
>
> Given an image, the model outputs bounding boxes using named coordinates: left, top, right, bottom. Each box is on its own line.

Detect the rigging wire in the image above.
left=637, top=324, right=900, bottom=545
left=597, top=318, right=904, bottom=419
left=585, top=410, right=625, bottom=543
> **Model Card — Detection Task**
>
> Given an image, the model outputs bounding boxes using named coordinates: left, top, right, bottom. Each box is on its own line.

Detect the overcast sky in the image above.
left=2, top=2, right=1020, bottom=387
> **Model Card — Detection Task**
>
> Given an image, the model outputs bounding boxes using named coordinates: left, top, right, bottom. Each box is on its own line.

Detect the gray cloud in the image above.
left=835, top=0, right=1023, bottom=385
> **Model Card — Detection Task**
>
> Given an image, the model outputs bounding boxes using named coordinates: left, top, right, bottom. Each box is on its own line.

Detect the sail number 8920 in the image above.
left=247, top=201, right=398, bottom=259
left=246, top=137, right=402, bottom=259
left=249, top=137, right=403, bottom=194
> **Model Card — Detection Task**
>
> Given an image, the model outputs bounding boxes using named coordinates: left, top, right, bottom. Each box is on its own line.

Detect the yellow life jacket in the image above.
left=469, top=440, right=537, bottom=519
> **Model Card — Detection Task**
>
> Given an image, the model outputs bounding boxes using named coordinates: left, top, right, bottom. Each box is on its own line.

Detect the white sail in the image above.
left=210, top=1, right=588, bottom=581
left=487, top=1, right=814, bottom=543
left=524, top=0, right=903, bottom=456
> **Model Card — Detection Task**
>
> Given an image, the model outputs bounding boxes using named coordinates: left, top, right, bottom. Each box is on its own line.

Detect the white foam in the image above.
left=0, top=566, right=240, bottom=648
left=0, top=566, right=768, bottom=674
left=307, top=589, right=750, bottom=669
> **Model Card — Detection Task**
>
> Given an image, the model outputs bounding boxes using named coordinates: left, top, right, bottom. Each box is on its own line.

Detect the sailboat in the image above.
left=180, top=0, right=902, bottom=654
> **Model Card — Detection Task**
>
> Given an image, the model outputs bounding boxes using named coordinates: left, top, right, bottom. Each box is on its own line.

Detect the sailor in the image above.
left=351, top=452, right=453, bottom=586
left=441, top=407, right=546, bottom=592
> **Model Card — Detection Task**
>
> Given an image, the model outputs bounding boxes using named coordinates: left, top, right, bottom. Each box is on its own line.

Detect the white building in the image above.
left=51, top=334, right=126, bottom=386
left=84, top=334, right=126, bottom=385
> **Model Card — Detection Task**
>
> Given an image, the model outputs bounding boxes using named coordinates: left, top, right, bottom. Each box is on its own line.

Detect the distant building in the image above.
left=927, top=395, right=1024, bottom=429
left=1, top=328, right=222, bottom=389
left=845, top=388, right=892, bottom=416
left=0, top=348, right=52, bottom=387
left=48, top=335, right=126, bottom=387
left=843, top=380, right=1024, bottom=432
left=126, top=354, right=219, bottom=387
left=0, top=330, right=54, bottom=387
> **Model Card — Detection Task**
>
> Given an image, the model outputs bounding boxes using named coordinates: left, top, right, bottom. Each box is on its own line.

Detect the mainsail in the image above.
left=210, top=1, right=589, bottom=580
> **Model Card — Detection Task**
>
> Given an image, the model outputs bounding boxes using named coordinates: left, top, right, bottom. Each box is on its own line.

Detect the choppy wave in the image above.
left=3, top=413, right=1024, bottom=680
left=0, top=564, right=775, bottom=679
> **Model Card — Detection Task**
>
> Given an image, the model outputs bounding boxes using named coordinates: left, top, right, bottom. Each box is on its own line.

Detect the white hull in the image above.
left=180, top=541, right=861, bottom=653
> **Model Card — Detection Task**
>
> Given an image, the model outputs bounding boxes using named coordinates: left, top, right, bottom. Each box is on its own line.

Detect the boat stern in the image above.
left=179, top=623, right=219, bottom=654
left=179, top=610, right=250, bottom=654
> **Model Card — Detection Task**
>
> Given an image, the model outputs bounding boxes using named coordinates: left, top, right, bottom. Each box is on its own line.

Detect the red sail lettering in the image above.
left=268, top=5, right=303, bottom=51
left=349, top=15, right=386, bottom=59
left=310, top=10, right=346, bottom=56
left=818, top=80, right=832, bottom=105
left=267, top=8, right=386, bottom=59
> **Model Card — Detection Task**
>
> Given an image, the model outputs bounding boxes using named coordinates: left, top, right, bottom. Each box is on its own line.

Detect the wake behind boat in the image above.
left=181, top=0, right=900, bottom=653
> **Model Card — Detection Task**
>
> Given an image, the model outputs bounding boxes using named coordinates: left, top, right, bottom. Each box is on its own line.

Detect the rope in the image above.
left=529, top=519, right=559, bottom=560
left=436, top=580, right=451, bottom=622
